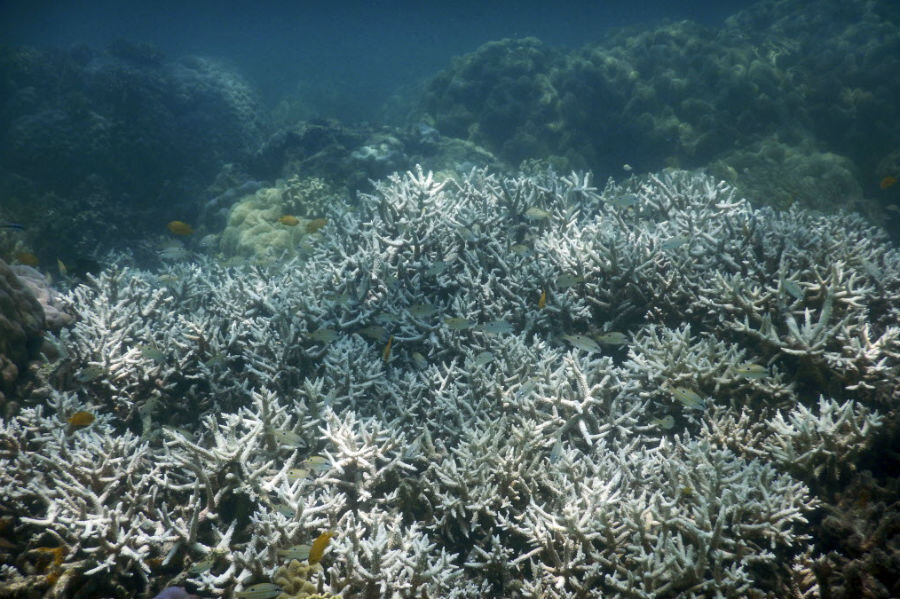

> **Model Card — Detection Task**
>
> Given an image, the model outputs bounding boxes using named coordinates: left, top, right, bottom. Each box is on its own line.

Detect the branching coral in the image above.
left=2, top=167, right=897, bottom=598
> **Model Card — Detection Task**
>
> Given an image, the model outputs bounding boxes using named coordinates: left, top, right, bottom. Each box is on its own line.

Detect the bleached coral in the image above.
left=2, top=167, right=898, bottom=598
left=763, top=396, right=883, bottom=482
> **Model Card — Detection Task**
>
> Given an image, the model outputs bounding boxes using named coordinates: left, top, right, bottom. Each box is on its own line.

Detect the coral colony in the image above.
left=2, top=167, right=898, bottom=598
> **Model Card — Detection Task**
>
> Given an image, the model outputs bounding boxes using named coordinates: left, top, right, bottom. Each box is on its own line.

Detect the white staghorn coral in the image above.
left=3, top=167, right=898, bottom=598
left=763, top=396, right=883, bottom=482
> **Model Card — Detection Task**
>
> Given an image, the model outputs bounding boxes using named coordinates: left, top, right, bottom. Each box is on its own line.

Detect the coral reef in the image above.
left=218, top=176, right=344, bottom=261
left=0, top=42, right=265, bottom=260
left=0, top=167, right=898, bottom=598
left=0, top=259, right=44, bottom=406
left=417, top=0, right=898, bottom=213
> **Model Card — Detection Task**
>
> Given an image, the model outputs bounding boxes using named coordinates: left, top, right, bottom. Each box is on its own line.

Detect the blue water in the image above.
left=0, top=0, right=759, bottom=122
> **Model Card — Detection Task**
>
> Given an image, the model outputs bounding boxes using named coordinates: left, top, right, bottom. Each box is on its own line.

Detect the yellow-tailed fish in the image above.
left=562, top=334, right=602, bottom=353
left=287, top=467, right=310, bottom=481
left=456, top=225, right=477, bottom=242
left=277, top=544, right=311, bottom=561
left=524, top=207, right=551, bottom=221
left=595, top=331, right=628, bottom=345
left=382, top=335, right=393, bottom=362
left=139, top=344, right=166, bottom=364
left=608, top=193, right=639, bottom=208
left=411, top=352, right=428, bottom=369
left=652, top=415, right=675, bottom=429
left=735, top=363, right=767, bottom=379
left=474, top=351, right=494, bottom=366
left=783, top=279, right=803, bottom=300
left=408, top=303, right=437, bottom=318
left=425, top=261, right=447, bottom=276
left=270, top=429, right=303, bottom=447
left=278, top=215, right=299, bottom=226
left=374, top=312, right=398, bottom=324
left=669, top=387, right=705, bottom=410
left=76, top=365, right=105, bottom=382
left=271, top=502, right=296, bottom=518
left=549, top=439, right=563, bottom=463
left=537, top=289, right=547, bottom=309
left=555, top=273, right=583, bottom=289
left=660, top=236, right=689, bottom=250
left=358, top=325, right=387, bottom=341
left=308, top=531, right=334, bottom=564
left=475, top=320, right=513, bottom=335
left=444, top=317, right=473, bottom=330
left=189, top=552, right=220, bottom=574
left=309, top=327, right=338, bottom=344
left=304, top=455, right=330, bottom=472
left=236, top=583, right=282, bottom=599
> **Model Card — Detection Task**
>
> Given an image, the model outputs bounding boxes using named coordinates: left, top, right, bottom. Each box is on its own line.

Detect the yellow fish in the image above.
left=735, top=363, right=768, bottom=379
left=14, top=252, right=39, bottom=266
left=305, top=218, right=328, bottom=233
left=166, top=220, right=193, bottom=236
left=669, top=386, right=705, bottom=410
left=287, top=467, right=310, bottom=481
left=67, top=411, right=95, bottom=427
left=382, top=335, right=393, bottom=362
left=303, top=455, right=330, bottom=472
left=308, top=531, right=333, bottom=564
left=880, top=175, right=897, bottom=190
left=537, top=289, right=547, bottom=309
left=278, top=215, right=299, bottom=226
left=277, top=544, right=311, bottom=561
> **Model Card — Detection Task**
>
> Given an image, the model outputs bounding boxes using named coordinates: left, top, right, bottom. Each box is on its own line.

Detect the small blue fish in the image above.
left=1, top=222, right=24, bottom=231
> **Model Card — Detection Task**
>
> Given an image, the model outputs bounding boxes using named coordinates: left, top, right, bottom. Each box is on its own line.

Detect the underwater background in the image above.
left=1, top=0, right=899, bottom=598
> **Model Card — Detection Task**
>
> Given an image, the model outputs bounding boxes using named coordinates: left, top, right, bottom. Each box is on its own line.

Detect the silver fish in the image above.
left=595, top=331, right=628, bottom=345
left=475, top=320, right=514, bottom=335
left=474, top=351, right=494, bottom=366
left=562, top=334, right=602, bottom=353
left=236, top=583, right=283, bottom=599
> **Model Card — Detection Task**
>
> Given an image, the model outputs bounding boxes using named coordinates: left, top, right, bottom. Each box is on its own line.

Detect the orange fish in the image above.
left=305, top=218, right=327, bottom=233
left=308, top=531, right=333, bottom=564
left=880, top=176, right=897, bottom=190
left=166, top=220, right=193, bottom=236
left=34, top=546, right=67, bottom=566
left=67, top=411, right=94, bottom=428
left=14, top=252, right=39, bottom=266
left=278, top=215, right=299, bottom=226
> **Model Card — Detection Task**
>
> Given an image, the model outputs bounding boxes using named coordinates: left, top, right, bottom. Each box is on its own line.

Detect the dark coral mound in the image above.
left=418, top=0, right=899, bottom=212
left=0, top=41, right=265, bottom=259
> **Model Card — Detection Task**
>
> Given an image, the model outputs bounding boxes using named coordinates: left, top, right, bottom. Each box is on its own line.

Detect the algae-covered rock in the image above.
left=709, top=136, right=870, bottom=216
